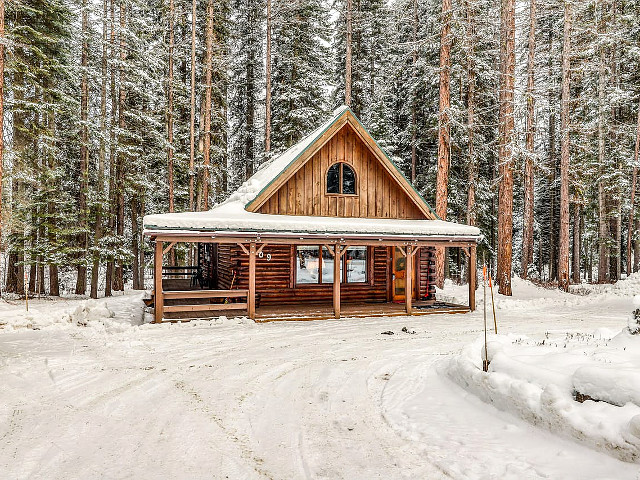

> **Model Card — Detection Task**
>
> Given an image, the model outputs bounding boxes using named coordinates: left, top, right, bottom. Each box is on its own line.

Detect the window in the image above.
left=295, top=246, right=367, bottom=284
left=326, top=163, right=357, bottom=195
left=296, top=246, right=320, bottom=284
left=345, top=246, right=367, bottom=282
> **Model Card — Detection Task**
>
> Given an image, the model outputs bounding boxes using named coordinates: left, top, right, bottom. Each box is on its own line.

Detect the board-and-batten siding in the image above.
left=257, top=124, right=427, bottom=220
left=217, top=245, right=432, bottom=306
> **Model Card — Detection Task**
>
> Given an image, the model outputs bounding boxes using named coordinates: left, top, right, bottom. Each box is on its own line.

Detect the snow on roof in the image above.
left=227, top=105, right=350, bottom=207
left=143, top=106, right=481, bottom=240
left=143, top=200, right=481, bottom=239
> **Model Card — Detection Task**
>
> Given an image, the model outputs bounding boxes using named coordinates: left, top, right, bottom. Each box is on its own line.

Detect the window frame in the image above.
left=294, top=245, right=369, bottom=285
left=325, top=162, right=358, bottom=197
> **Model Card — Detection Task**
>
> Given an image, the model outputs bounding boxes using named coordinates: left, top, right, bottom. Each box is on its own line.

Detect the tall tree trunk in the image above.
left=634, top=217, right=640, bottom=273
left=265, top=0, right=272, bottom=154
left=521, top=0, right=536, bottom=279
left=189, top=0, right=196, bottom=210
left=76, top=0, right=90, bottom=295
left=47, top=109, right=60, bottom=297
left=167, top=0, right=176, bottom=267
left=131, top=196, right=141, bottom=289
left=410, top=0, right=417, bottom=183
left=626, top=100, right=640, bottom=275
left=465, top=0, right=476, bottom=227
left=202, top=0, right=214, bottom=210
left=139, top=197, right=145, bottom=286
left=167, top=0, right=174, bottom=214
left=91, top=0, right=109, bottom=299
left=0, top=0, right=4, bottom=297
left=558, top=0, right=571, bottom=291
left=611, top=0, right=620, bottom=282
left=435, top=0, right=452, bottom=289
left=105, top=0, right=118, bottom=297
left=572, top=203, right=581, bottom=283
left=548, top=21, right=557, bottom=282
left=345, top=0, right=352, bottom=107
left=496, top=0, right=515, bottom=296
left=113, top=0, right=127, bottom=292
left=597, top=0, right=610, bottom=283
left=246, top=45, right=255, bottom=180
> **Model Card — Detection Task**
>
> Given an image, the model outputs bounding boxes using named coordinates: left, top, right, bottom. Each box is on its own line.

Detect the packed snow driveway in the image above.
left=1, top=281, right=640, bottom=480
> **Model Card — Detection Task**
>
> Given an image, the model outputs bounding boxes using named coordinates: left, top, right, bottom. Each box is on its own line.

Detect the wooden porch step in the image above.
left=163, top=302, right=248, bottom=313
left=162, top=289, right=248, bottom=300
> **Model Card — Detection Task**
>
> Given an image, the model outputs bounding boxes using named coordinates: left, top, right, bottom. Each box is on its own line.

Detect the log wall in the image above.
left=216, top=244, right=435, bottom=306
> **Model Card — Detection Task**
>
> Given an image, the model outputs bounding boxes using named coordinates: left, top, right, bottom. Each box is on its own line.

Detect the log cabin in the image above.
left=143, top=106, right=481, bottom=322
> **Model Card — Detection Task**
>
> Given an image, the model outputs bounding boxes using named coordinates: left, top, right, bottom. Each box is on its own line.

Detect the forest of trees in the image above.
left=0, top=0, right=639, bottom=297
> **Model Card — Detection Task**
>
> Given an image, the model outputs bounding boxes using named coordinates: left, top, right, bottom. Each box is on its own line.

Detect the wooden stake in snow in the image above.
left=489, top=273, right=497, bottom=334
left=482, top=260, right=488, bottom=372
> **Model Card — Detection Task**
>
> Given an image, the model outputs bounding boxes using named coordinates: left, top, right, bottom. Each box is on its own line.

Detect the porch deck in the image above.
left=153, top=300, right=470, bottom=323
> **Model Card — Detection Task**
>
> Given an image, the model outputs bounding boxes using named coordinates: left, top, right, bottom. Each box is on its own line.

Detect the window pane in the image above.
left=342, top=164, right=356, bottom=194
left=346, top=246, right=367, bottom=283
left=326, top=163, right=340, bottom=194
left=321, top=246, right=342, bottom=283
left=296, top=246, right=319, bottom=284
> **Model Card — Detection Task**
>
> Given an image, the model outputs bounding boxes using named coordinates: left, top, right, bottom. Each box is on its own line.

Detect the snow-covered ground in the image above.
left=1, top=278, right=640, bottom=479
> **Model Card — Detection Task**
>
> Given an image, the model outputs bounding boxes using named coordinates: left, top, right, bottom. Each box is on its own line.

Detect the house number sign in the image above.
left=258, top=251, right=272, bottom=261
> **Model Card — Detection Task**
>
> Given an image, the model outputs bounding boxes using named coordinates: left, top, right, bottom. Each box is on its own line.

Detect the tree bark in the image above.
left=572, top=203, right=581, bottom=283
left=113, top=0, right=127, bottom=292
left=105, top=0, right=118, bottom=297
left=548, top=21, right=557, bottom=282
left=202, top=0, right=214, bottom=210
left=521, top=0, right=536, bottom=279
left=0, top=0, right=4, bottom=297
left=189, top=0, right=196, bottom=210
left=76, top=0, right=90, bottom=295
left=558, top=0, right=571, bottom=291
left=167, top=0, right=174, bottom=214
left=410, top=0, right=418, bottom=183
left=265, top=0, right=272, bottom=154
left=435, top=0, right=452, bottom=289
left=496, top=0, right=515, bottom=295
left=91, top=0, right=109, bottom=299
left=634, top=217, right=640, bottom=273
left=345, top=0, right=352, bottom=107
left=131, top=196, right=141, bottom=289
left=465, top=0, right=476, bottom=227
left=626, top=99, right=640, bottom=275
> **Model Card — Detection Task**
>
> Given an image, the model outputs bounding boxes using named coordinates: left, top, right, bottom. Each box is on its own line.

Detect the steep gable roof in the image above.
left=235, top=106, right=437, bottom=220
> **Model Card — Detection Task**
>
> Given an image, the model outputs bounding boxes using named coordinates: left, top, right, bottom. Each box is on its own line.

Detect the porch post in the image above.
left=469, top=245, right=477, bottom=311
left=248, top=243, right=256, bottom=320
left=405, top=245, right=413, bottom=314
left=154, top=240, right=164, bottom=323
left=333, top=244, right=341, bottom=318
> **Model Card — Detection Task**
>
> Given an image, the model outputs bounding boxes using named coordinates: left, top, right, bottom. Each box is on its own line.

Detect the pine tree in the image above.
left=271, top=0, right=329, bottom=151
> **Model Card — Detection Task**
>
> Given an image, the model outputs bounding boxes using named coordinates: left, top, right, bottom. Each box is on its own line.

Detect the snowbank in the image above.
left=0, top=299, right=126, bottom=333
left=442, top=331, right=640, bottom=463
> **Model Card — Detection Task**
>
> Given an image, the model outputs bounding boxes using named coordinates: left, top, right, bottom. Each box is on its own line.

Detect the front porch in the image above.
left=147, top=231, right=477, bottom=323
left=151, top=299, right=470, bottom=323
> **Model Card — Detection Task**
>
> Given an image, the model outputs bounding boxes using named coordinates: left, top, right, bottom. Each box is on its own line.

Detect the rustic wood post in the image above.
left=333, top=244, right=341, bottom=318
left=469, top=244, right=477, bottom=311
left=248, top=243, right=256, bottom=319
left=405, top=245, right=414, bottom=314
left=154, top=240, right=164, bottom=323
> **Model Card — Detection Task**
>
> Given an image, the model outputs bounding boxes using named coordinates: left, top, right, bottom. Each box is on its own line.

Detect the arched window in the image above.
left=326, top=163, right=357, bottom=195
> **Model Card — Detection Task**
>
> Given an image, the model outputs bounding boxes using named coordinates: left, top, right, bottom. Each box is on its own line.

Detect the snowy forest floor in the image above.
left=1, top=279, right=640, bottom=479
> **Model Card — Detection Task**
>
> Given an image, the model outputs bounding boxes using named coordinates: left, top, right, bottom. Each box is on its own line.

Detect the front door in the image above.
left=392, top=247, right=415, bottom=302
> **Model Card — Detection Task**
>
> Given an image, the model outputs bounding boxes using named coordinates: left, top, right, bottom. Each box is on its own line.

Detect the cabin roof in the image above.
left=143, top=107, right=481, bottom=240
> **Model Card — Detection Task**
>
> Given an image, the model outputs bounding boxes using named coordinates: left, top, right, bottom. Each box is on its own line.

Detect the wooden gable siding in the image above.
left=257, top=124, right=427, bottom=219
left=216, top=244, right=432, bottom=306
